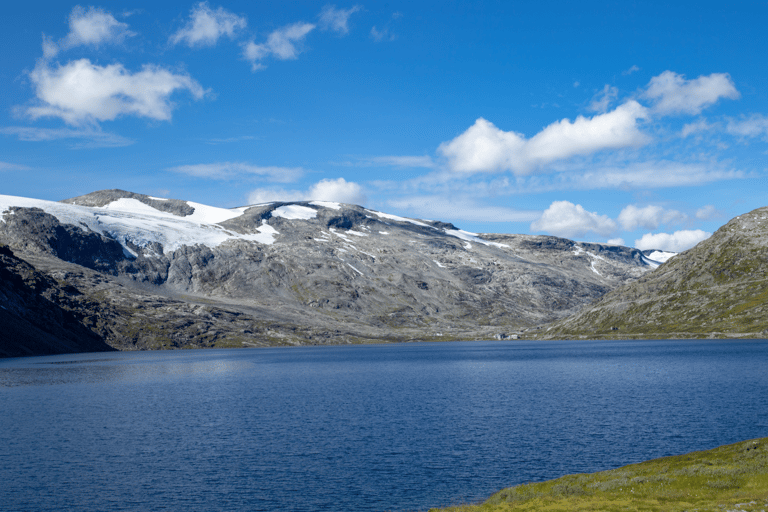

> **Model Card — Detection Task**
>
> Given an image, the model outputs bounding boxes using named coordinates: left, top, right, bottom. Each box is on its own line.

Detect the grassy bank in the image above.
left=430, top=437, right=768, bottom=512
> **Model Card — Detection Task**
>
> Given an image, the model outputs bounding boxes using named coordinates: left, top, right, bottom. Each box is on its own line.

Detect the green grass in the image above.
left=429, top=438, right=768, bottom=512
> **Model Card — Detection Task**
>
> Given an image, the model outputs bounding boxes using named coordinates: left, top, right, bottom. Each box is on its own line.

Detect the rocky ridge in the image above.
left=536, top=205, right=768, bottom=339
left=0, top=189, right=662, bottom=355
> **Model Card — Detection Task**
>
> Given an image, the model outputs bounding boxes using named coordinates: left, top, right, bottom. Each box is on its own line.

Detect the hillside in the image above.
left=0, top=244, right=114, bottom=358
left=0, top=189, right=660, bottom=355
left=430, top=437, right=768, bottom=512
left=535, top=206, right=768, bottom=339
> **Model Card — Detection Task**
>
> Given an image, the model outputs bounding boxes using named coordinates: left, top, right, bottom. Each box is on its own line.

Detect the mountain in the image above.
left=0, top=189, right=660, bottom=355
left=536, top=205, right=768, bottom=339
left=0, top=243, right=114, bottom=358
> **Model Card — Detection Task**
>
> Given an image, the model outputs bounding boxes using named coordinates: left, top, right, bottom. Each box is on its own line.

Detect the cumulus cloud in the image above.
left=44, top=6, right=135, bottom=58
left=634, top=229, right=711, bottom=252
left=617, top=204, right=686, bottom=231
left=530, top=201, right=617, bottom=238
left=248, top=178, right=366, bottom=205
left=169, top=162, right=302, bottom=182
left=588, top=84, right=618, bottom=113
left=726, top=114, right=768, bottom=139
left=170, top=2, right=246, bottom=47
left=242, top=22, right=315, bottom=71
left=387, top=196, right=540, bottom=223
left=607, top=238, right=626, bottom=246
left=439, top=101, right=649, bottom=175
left=26, top=59, right=206, bottom=126
left=0, top=126, right=134, bottom=148
left=696, top=204, right=721, bottom=220
left=318, top=4, right=361, bottom=34
left=642, top=71, right=739, bottom=116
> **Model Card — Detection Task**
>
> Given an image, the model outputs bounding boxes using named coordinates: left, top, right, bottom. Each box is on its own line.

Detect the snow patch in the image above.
left=347, top=230, right=368, bottom=237
left=378, top=231, right=389, bottom=235
left=0, top=194, right=279, bottom=255
left=185, top=201, right=244, bottom=223
left=329, top=228, right=351, bottom=241
left=433, top=260, right=445, bottom=268
left=365, top=209, right=431, bottom=227
left=647, top=250, right=677, bottom=263
left=445, top=229, right=509, bottom=248
left=272, top=205, right=317, bottom=220
left=347, top=263, right=363, bottom=275
left=310, top=201, right=341, bottom=210
left=572, top=245, right=585, bottom=256
left=641, top=256, right=661, bottom=269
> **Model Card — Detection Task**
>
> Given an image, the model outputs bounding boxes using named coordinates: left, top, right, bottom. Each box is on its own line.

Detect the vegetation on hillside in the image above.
left=536, top=206, right=768, bottom=340
left=429, top=438, right=768, bottom=512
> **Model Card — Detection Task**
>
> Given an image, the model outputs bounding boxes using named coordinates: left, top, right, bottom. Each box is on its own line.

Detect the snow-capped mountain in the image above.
left=0, top=189, right=663, bottom=354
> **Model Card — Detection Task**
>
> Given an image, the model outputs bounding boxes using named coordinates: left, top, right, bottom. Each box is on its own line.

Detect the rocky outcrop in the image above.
left=536, top=206, right=768, bottom=339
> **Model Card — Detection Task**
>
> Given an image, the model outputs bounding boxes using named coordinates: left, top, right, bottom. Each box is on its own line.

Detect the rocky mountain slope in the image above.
left=0, top=189, right=662, bottom=354
left=0, top=244, right=114, bottom=358
left=537, top=205, right=768, bottom=339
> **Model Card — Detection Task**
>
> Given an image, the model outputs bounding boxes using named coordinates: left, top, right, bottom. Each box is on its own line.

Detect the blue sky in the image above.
left=1, top=1, right=766, bottom=251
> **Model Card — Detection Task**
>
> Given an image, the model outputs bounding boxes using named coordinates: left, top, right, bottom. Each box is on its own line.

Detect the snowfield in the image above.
left=0, top=194, right=278, bottom=254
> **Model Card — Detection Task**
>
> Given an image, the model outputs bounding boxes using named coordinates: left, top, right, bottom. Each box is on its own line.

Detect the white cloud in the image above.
left=0, top=161, right=32, bottom=171
left=622, top=65, right=640, bottom=76
left=170, top=2, right=246, bottom=47
left=543, top=161, right=744, bottom=191
left=242, top=22, right=315, bottom=71
left=681, top=118, right=715, bottom=138
left=642, top=71, right=739, bottom=116
left=370, top=25, right=395, bottom=42
left=617, top=204, right=686, bottom=231
left=696, top=204, right=721, bottom=220
left=607, top=238, right=626, bottom=246
left=169, top=162, right=302, bottom=182
left=359, top=155, right=436, bottom=168
left=634, top=229, right=711, bottom=252
left=64, top=6, right=133, bottom=49
left=318, top=4, right=361, bottom=34
left=588, top=84, right=618, bottom=113
left=531, top=201, right=617, bottom=238
left=43, top=6, right=135, bottom=59
left=26, top=59, right=206, bottom=126
left=0, top=126, right=134, bottom=148
left=248, top=177, right=366, bottom=205
left=439, top=101, right=649, bottom=175
left=726, top=114, right=768, bottom=139
left=386, top=196, right=540, bottom=223
left=310, top=177, right=366, bottom=204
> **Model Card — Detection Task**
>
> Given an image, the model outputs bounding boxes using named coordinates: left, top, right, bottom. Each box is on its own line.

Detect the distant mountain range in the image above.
left=536, top=205, right=768, bottom=340
left=0, top=189, right=662, bottom=357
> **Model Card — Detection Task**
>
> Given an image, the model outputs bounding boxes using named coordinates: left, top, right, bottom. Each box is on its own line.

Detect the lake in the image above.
left=1, top=339, right=767, bottom=511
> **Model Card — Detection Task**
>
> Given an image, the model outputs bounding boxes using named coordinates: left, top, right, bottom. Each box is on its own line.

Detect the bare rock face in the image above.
left=0, top=190, right=662, bottom=355
left=536, top=206, right=768, bottom=340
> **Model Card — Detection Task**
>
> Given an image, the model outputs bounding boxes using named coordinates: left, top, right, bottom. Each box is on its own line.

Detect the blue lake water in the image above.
left=1, top=339, right=768, bottom=511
